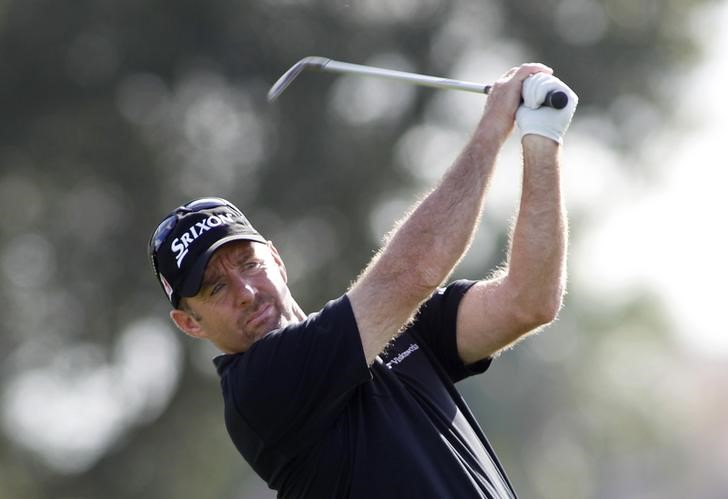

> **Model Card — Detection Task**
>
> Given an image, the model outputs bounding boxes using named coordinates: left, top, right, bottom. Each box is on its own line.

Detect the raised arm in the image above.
left=347, top=63, right=552, bottom=365
left=456, top=136, right=567, bottom=364
left=456, top=73, right=578, bottom=364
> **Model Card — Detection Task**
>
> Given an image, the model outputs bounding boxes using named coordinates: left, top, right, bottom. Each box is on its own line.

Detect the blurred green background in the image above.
left=1, top=0, right=727, bottom=497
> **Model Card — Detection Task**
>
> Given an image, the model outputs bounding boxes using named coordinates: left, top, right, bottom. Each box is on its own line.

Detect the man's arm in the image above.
left=456, top=135, right=567, bottom=364
left=456, top=73, right=578, bottom=364
left=347, top=64, right=552, bottom=365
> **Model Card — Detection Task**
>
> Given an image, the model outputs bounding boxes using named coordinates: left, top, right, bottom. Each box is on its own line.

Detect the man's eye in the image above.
left=210, top=283, right=225, bottom=296
left=243, top=261, right=263, bottom=271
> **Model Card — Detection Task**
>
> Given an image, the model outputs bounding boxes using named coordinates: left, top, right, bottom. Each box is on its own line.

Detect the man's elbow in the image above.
left=534, top=295, right=563, bottom=325
left=516, top=286, right=565, bottom=329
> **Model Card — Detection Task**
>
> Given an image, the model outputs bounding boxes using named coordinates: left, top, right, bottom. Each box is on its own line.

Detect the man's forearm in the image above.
left=379, top=124, right=502, bottom=291
left=506, top=135, right=567, bottom=325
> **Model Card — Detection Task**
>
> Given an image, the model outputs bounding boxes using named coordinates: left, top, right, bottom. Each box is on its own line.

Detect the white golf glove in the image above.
left=516, top=72, right=579, bottom=144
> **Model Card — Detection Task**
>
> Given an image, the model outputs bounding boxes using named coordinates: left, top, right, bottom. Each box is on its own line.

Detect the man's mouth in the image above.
left=245, top=303, right=273, bottom=330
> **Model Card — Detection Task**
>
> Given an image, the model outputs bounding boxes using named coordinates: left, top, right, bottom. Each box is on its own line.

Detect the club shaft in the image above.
left=319, top=59, right=490, bottom=94
left=268, top=56, right=568, bottom=109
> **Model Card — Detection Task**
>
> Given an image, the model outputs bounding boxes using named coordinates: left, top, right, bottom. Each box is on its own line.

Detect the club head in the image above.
left=267, top=56, right=331, bottom=102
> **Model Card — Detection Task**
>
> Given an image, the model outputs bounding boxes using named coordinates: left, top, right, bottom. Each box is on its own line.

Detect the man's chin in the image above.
left=248, top=322, right=280, bottom=344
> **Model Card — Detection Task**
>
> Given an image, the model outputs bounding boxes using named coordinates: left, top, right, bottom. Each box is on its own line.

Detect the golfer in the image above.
left=148, top=63, right=578, bottom=498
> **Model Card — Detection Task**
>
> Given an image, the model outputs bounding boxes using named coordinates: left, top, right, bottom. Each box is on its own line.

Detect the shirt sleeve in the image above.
left=221, top=295, right=371, bottom=456
left=411, top=279, right=492, bottom=383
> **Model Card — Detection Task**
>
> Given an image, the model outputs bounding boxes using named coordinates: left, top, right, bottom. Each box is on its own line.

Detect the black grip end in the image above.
left=544, top=90, right=568, bottom=110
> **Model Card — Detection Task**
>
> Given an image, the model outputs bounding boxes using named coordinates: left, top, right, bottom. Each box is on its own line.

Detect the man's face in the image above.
left=173, top=240, right=298, bottom=353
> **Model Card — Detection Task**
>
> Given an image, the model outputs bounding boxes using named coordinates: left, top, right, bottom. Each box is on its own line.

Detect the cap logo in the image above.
left=170, top=212, right=237, bottom=267
left=160, top=274, right=174, bottom=301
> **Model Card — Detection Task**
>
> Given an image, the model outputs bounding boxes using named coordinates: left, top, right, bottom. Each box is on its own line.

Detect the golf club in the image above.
left=267, top=56, right=568, bottom=109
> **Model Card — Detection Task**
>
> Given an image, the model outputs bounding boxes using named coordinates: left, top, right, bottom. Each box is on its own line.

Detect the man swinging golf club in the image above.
left=148, top=62, right=578, bottom=498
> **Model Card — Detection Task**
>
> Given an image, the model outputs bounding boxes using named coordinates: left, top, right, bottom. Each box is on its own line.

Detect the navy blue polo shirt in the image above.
left=213, top=280, right=517, bottom=498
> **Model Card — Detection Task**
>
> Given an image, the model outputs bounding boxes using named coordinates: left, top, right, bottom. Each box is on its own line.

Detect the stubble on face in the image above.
left=186, top=241, right=299, bottom=353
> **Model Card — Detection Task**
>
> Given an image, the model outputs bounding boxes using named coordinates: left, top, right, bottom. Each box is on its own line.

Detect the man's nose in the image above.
left=230, top=274, right=256, bottom=305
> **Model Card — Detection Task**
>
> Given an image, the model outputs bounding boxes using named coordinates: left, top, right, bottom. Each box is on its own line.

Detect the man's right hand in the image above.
left=480, top=63, right=555, bottom=145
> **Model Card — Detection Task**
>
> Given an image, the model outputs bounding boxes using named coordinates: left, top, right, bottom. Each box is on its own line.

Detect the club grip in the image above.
left=483, top=86, right=568, bottom=109
left=544, top=90, right=568, bottom=110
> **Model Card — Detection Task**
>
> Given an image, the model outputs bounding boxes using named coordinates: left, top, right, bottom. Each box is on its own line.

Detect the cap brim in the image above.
left=178, top=234, right=268, bottom=299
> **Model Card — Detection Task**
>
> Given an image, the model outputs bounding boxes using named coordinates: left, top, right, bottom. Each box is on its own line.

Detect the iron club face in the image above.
left=267, top=56, right=331, bottom=102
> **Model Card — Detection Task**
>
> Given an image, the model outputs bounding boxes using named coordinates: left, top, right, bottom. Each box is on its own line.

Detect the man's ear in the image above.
left=267, top=241, right=288, bottom=283
left=170, top=308, right=207, bottom=339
